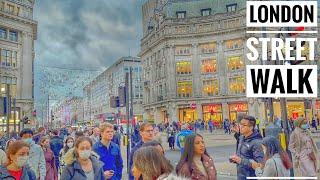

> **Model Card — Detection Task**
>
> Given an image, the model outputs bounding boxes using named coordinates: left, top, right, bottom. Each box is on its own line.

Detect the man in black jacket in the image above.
left=229, top=115, right=264, bottom=180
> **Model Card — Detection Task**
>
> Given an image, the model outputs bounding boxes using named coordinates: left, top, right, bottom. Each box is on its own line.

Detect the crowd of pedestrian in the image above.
left=0, top=113, right=318, bottom=179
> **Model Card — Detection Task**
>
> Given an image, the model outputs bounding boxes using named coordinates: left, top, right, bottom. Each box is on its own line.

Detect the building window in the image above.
left=201, top=8, right=211, bottom=16
left=175, top=46, right=191, bottom=55
left=227, top=56, right=244, bottom=71
left=0, top=28, right=6, bottom=39
left=9, top=30, right=17, bottom=42
left=229, top=76, right=245, bottom=95
left=176, top=11, right=186, bottom=19
left=200, top=43, right=216, bottom=54
left=177, top=81, right=192, bottom=98
left=176, top=61, right=191, bottom=74
left=201, top=59, right=217, bottom=74
left=225, top=39, right=243, bottom=50
left=227, top=3, right=237, bottom=12
left=7, top=4, right=14, bottom=14
left=203, top=79, right=219, bottom=96
left=0, top=49, right=17, bottom=68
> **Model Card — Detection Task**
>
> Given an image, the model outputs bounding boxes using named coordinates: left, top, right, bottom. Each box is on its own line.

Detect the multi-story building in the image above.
left=83, top=56, right=143, bottom=124
left=51, top=97, right=84, bottom=127
left=0, top=0, right=37, bottom=131
left=140, top=0, right=319, bottom=125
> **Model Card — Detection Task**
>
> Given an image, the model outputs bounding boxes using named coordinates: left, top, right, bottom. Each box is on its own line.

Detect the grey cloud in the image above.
left=34, top=0, right=143, bottom=69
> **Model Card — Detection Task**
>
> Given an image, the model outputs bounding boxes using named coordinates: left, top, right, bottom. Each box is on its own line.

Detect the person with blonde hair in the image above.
left=289, top=117, right=320, bottom=177
left=93, top=122, right=123, bottom=180
left=132, top=146, right=187, bottom=180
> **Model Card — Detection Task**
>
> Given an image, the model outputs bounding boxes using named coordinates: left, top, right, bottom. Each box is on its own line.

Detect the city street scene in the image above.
left=0, top=0, right=320, bottom=179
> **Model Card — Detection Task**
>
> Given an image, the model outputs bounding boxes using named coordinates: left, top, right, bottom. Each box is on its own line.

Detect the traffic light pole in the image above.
left=6, top=84, right=10, bottom=137
left=125, top=72, right=130, bottom=176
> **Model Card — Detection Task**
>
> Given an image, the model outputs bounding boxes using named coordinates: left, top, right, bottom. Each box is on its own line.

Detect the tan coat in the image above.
left=289, top=127, right=320, bottom=177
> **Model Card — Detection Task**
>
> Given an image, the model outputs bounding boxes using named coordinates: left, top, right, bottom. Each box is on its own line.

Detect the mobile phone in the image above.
left=109, top=170, right=114, bottom=173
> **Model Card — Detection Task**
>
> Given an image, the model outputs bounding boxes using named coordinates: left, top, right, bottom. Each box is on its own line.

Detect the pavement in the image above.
left=119, top=129, right=320, bottom=179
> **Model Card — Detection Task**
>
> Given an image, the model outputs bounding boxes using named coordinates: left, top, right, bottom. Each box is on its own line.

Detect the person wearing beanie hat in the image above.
left=289, top=117, right=319, bottom=177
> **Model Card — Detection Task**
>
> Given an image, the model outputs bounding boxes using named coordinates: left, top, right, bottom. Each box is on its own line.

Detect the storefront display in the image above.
left=202, top=104, right=223, bottom=126
left=179, top=108, right=198, bottom=123
left=228, top=103, right=248, bottom=122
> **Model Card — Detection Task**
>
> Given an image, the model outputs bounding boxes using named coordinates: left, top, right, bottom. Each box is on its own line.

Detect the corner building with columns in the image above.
left=0, top=0, right=37, bottom=131
left=140, top=0, right=320, bottom=125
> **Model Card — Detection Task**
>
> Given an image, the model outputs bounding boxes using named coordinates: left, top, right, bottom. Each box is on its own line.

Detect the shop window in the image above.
left=175, top=46, right=191, bottom=55
left=176, top=61, right=191, bottom=74
left=203, top=79, right=219, bottom=96
left=179, top=108, right=198, bottom=123
left=201, top=59, right=217, bottom=74
left=200, top=43, right=216, bottom=54
left=227, top=56, right=244, bottom=71
left=177, top=81, right=192, bottom=98
left=226, top=39, right=243, bottom=50
left=229, top=76, right=245, bottom=95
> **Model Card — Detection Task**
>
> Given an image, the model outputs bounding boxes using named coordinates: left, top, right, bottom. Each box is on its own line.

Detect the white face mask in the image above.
left=79, top=150, right=91, bottom=159
left=16, top=155, right=29, bottom=167
left=67, top=142, right=74, bottom=148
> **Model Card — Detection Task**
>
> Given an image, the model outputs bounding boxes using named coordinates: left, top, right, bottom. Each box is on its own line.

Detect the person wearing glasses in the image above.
left=129, top=122, right=154, bottom=180
left=229, top=115, right=264, bottom=180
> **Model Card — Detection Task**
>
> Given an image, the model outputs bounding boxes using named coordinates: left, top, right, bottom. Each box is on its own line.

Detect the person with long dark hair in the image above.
left=59, top=136, right=74, bottom=174
left=251, top=136, right=292, bottom=177
left=176, top=134, right=216, bottom=180
left=40, top=136, right=58, bottom=180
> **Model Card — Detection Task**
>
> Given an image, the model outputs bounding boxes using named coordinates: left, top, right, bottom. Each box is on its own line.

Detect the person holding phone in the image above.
left=93, top=122, right=123, bottom=180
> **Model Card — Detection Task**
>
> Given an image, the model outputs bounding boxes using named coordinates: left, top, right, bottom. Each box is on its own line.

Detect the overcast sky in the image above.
left=34, top=0, right=144, bottom=69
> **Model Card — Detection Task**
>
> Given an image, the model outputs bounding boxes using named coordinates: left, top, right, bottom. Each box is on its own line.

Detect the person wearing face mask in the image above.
left=289, top=117, right=320, bottom=177
left=251, top=136, right=292, bottom=177
left=61, top=136, right=104, bottom=180
left=59, top=136, right=74, bottom=175
left=176, top=134, right=217, bottom=180
left=40, top=136, right=58, bottom=180
left=0, top=141, right=36, bottom=179
left=19, top=128, right=46, bottom=180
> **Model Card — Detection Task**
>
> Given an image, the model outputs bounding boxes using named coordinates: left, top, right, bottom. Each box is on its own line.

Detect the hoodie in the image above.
left=236, top=130, right=264, bottom=180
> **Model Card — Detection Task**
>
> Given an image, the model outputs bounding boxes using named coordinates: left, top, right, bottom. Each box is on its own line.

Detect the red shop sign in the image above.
left=316, top=101, right=320, bottom=109
left=230, top=103, right=247, bottom=112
